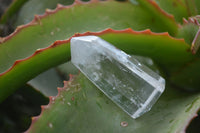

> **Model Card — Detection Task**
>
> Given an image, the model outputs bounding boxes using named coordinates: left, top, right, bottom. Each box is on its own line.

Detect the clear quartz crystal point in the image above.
left=70, top=36, right=165, bottom=119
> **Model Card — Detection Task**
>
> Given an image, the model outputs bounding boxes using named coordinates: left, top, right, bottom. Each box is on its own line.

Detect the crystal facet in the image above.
left=71, top=36, right=165, bottom=119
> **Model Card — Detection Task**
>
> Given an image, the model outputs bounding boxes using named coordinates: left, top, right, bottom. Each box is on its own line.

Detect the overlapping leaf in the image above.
left=153, top=0, right=188, bottom=23
left=0, top=28, right=194, bottom=102
left=0, top=84, right=48, bottom=133
left=0, top=0, right=200, bottom=132
left=0, top=0, right=182, bottom=102
left=0, top=0, right=178, bottom=74
left=26, top=73, right=200, bottom=133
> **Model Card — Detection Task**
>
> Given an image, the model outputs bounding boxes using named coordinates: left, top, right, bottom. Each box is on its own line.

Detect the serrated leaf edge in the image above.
left=0, top=0, right=178, bottom=43
left=180, top=107, right=200, bottom=133
left=26, top=72, right=200, bottom=133
left=0, top=28, right=186, bottom=77
left=182, top=16, right=200, bottom=54
left=0, top=0, right=101, bottom=43
left=146, top=0, right=176, bottom=22
left=25, top=74, right=76, bottom=133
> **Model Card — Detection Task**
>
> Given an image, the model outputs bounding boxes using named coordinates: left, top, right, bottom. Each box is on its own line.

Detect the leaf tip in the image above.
left=183, top=18, right=189, bottom=24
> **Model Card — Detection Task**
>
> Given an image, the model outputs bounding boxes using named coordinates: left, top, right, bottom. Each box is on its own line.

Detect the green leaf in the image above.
left=194, top=0, right=200, bottom=14
left=0, top=0, right=178, bottom=74
left=0, top=29, right=193, bottom=103
left=170, top=58, right=200, bottom=91
left=0, top=0, right=29, bottom=24
left=191, top=27, right=200, bottom=54
left=177, top=20, right=199, bottom=44
left=186, top=114, right=200, bottom=133
left=172, top=18, right=200, bottom=91
left=0, top=84, right=48, bottom=133
left=153, top=0, right=189, bottom=23
left=26, top=73, right=200, bottom=133
left=184, top=0, right=198, bottom=16
left=57, top=61, right=79, bottom=79
left=29, top=68, right=64, bottom=96
left=0, top=0, right=199, bottom=132
left=13, top=0, right=74, bottom=26
left=135, top=0, right=178, bottom=35
left=0, top=40, right=70, bottom=102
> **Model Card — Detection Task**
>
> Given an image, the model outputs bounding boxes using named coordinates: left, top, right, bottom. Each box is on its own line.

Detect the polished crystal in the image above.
left=71, top=36, right=165, bottom=119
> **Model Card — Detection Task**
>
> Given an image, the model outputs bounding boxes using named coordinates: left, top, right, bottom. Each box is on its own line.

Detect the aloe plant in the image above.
left=0, top=0, right=200, bottom=132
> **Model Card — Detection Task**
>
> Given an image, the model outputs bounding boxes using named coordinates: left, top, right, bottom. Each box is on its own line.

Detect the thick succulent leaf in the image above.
left=13, top=0, right=74, bottom=26
left=153, top=0, right=188, bottom=23
left=14, top=0, right=178, bottom=33
left=57, top=55, right=161, bottom=79
left=0, top=39, right=70, bottom=102
left=177, top=20, right=199, bottom=45
left=191, top=28, right=200, bottom=54
left=194, top=0, right=200, bottom=14
left=26, top=73, right=200, bottom=133
left=28, top=68, right=64, bottom=96
left=170, top=58, right=200, bottom=91
left=184, top=0, right=198, bottom=16
left=0, top=84, right=48, bottom=133
left=0, top=0, right=25, bottom=37
left=57, top=61, right=79, bottom=79
left=0, top=0, right=178, bottom=74
left=186, top=114, right=200, bottom=133
left=0, top=29, right=194, bottom=102
left=0, top=0, right=199, bottom=132
left=132, top=0, right=178, bottom=35
left=0, top=0, right=29, bottom=24
left=172, top=18, right=200, bottom=90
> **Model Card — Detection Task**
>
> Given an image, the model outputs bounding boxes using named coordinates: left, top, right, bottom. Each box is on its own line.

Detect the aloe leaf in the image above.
left=177, top=22, right=199, bottom=45
left=186, top=114, right=200, bottom=133
left=0, top=0, right=29, bottom=24
left=191, top=28, right=200, bottom=54
left=134, top=0, right=178, bottom=35
left=194, top=0, right=200, bottom=14
left=0, top=0, right=27, bottom=37
left=170, top=58, right=200, bottom=91
left=57, top=62, right=79, bottom=79
left=0, top=0, right=181, bottom=101
left=26, top=73, right=200, bottom=133
left=0, top=84, right=48, bottom=133
left=170, top=17, right=200, bottom=91
left=177, top=16, right=200, bottom=46
left=28, top=68, right=64, bottom=96
left=0, top=29, right=194, bottom=102
left=153, top=0, right=189, bottom=23
left=184, top=0, right=198, bottom=16
left=185, top=0, right=200, bottom=16
left=57, top=55, right=160, bottom=79
left=0, top=0, right=178, bottom=74
left=13, top=0, right=74, bottom=26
